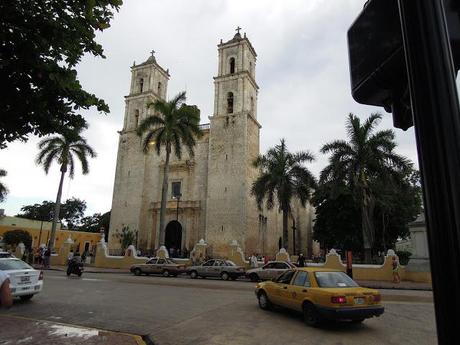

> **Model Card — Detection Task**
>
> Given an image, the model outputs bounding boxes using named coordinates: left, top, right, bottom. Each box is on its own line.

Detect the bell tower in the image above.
left=206, top=28, right=261, bottom=255
left=109, top=52, right=170, bottom=249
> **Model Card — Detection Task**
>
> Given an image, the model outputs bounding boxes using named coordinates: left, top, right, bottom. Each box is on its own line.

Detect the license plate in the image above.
left=354, top=297, right=365, bottom=305
left=21, top=286, right=30, bottom=291
left=20, top=276, right=31, bottom=283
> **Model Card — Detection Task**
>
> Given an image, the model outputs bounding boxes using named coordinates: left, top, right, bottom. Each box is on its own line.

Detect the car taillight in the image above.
left=373, top=294, right=381, bottom=302
left=39, top=271, right=44, bottom=280
left=331, top=296, right=347, bottom=304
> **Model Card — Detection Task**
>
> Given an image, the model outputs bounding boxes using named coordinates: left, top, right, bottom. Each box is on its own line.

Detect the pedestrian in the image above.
left=250, top=253, right=258, bottom=268
left=392, top=256, right=401, bottom=283
left=0, top=270, right=13, bottom=308
left=297, top=253, right=306, bottom=267
left=44, top=247, right=51, bottom=269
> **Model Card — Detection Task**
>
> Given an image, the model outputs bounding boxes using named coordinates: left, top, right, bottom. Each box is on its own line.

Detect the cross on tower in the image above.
left=150, top=50, right=155, bottom=57
left=235, top=26, right=241, bottom=34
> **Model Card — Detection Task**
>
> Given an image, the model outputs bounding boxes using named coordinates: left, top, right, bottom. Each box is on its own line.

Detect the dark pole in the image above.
left=292, top=219, right=296, bottom=255
left=38, top=220, right=43, bottom=248
left=398, top=0, right=460, bottom=343
left=175, top=194, right=181, bottom=221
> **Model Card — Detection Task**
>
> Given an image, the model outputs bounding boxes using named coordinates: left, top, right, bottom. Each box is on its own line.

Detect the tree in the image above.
left=60, top=197, right=86, bottom=229
left=16, top=198, right=87, bottom=229
left=0, top=169, right=8, bottom=202
left=251, top=139, right=317, bottom=250
left=78, top=210, right=110, bottom=233
left=36, top=126, right=96, bottom=252
left=118, top=226, right=136, bottom=251
left=0, top=0, right=122, bottom=148
left=137, top=91, right=201, bottom=246
left=3, top=230, right=32, bottom=249
left=320, top=113, right=413, bottom=261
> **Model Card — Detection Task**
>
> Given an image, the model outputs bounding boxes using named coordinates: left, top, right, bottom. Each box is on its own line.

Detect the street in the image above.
left=0, top=270, right=437, bottom=345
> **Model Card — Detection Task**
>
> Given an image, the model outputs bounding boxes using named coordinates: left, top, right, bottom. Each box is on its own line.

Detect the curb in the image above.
left=0, top=314, right=148, bottom=345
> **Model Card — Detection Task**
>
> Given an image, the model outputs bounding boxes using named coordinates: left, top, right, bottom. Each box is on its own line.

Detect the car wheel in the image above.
left=249, top=273, right=259, bottom=282
left=221, top=272, right=230, bottom=281
left=20, top=294, right=34, bottom=301
left=258, top=291, right=272, bottom=310
left=134, top=268, right=142, bottom=276
left=162, top=270, right=170, bottom=277
left=190, top=271, right=198, bottom=279
left=303, top=302, right=322, bottom=327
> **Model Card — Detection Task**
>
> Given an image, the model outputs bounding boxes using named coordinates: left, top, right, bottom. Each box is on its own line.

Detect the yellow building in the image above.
left=0, top=216, right=101, bottom=253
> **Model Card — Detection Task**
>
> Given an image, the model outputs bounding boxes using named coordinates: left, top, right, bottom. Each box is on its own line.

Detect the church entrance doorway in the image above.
left=165, top=220, right=182, bottom=257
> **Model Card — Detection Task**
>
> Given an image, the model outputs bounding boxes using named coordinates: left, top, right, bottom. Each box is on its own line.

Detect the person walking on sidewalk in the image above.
left=297, top=253, right=306, bottom=267
left=0, top=270, right=13, bottom=308
left=43, top=247, right=51, bottom=269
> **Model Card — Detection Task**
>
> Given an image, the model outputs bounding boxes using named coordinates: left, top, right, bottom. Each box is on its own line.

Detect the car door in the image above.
left=201, top=260, right=215, bottom=276
left=144, top=259, right=157, bottom=273
left=270, top=262, right=290, bottom=280
left=272, top=270, right=296, bottom=307
left=155, top=259, right=166, bottom=274
left=258, top=263, right=274, bottom=280
left=209, top=260, right=223, bottom=277
left=284, top=271, right=313, bottom=311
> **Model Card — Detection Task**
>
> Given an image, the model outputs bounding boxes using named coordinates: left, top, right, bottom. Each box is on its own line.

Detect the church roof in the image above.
left=219, top=30, right=257, bottom=57
left=133, top=52, right=170, bottom=77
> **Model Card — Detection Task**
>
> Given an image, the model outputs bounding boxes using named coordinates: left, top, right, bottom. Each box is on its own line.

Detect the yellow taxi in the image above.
left=255, top=267, right=384, bottom=326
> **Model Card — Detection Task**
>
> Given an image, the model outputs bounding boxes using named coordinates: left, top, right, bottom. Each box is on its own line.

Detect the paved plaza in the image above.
left=0, top=270, right=436, bottom=345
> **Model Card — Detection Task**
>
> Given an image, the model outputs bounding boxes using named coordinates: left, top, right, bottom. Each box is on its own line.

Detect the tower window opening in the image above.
left=250, top=96, right=254, bottom=114
left=229, top=57, right=235, bottom=74
left=227, top=92, right=234, bottom=114
left=139, top=78, right=144, bottom=93
left=157, top=82, right=162, bottom=95
left=134, top=109, right=140, bottom=128
left=249, top=61, right=253, bottom=74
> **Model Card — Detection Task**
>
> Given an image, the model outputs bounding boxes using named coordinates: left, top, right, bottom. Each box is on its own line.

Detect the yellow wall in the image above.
left=0, top=216, right=101, bottom=253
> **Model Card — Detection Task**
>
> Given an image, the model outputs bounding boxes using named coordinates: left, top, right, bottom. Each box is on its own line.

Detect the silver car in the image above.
left=246, top=261, right=296, bottom=282
left=187, top=259, right=245, bottom=280
left=130, top=258, right=186, bottom=277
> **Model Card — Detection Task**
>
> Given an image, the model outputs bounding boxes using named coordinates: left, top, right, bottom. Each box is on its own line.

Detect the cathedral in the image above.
left=108, top=30, right=315, bottom=257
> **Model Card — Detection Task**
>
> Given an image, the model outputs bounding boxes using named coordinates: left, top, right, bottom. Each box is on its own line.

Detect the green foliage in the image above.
left=319, top=113, right=415, bottom=259
left=36, top=125, right=97, bottom=178
left=137, top=91, right=203, bottom=157
left=78, top=210, right=110, bottom=233
left=312, top=183, right=362, bottom=252
left=396, top=250, right=412, bottom=265
left=118, top=226, right=137, bottom=251
left=0, top=0, right=123, bottom=148
left=3, top=230, right=32, bottom=249
left=251, top=139, right=316, bottom=248
left=0, top=169, right=8, bottom=202
left=16, top=198, right=87, bottom=228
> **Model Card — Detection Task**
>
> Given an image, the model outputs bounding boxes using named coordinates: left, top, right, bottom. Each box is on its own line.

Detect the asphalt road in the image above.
left=0, top=270, right=437, bottom=345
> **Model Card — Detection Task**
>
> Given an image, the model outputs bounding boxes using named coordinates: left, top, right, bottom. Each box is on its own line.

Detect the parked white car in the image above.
left=0, top=257, right=43, bottom=300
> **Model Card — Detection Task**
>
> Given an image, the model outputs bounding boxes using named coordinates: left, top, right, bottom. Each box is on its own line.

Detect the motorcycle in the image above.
left=66, top=259, right=84, bottom=277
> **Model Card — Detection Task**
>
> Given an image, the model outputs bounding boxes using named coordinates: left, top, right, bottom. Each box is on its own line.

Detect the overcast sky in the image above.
left=0, top=0, right=425, bottom=217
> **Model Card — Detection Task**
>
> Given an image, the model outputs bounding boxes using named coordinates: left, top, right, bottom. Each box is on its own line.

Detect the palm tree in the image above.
left=36, top=127, right=96, bottom=252
left=137, top=91, right=201, bottom=247
left=251, top=139, right=317, bottom=250
left=320, top=113, right=411, bottom=262
left=0, top=169, right=8, bottom=202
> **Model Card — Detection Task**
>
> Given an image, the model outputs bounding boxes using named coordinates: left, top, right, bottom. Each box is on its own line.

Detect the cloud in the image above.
left=0, top=0, right=421, bottom=216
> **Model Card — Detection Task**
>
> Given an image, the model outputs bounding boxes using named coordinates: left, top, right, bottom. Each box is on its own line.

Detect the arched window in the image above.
left=139, top=78, right=144, bottom=93
left=227, top=92, right=234, bottom=114
left=249, top=61, right=253, bottom=75
left=157, top=82, right=162, bottom=94
left=229, top=57, right=235, bottom=74
left=250, top=96, right=254, bottom=114
left=134, top=109, right=140, bottom=128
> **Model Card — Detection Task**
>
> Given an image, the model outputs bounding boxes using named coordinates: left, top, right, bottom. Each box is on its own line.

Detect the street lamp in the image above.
left=173, top=193, right=182, bottom=221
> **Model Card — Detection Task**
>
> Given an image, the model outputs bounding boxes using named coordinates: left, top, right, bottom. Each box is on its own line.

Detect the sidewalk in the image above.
left=0, top=315, right=145, bottom=345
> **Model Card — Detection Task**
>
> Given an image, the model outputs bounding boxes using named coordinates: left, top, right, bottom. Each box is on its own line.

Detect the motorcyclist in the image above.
left=67, top=251, right=83, bottom=276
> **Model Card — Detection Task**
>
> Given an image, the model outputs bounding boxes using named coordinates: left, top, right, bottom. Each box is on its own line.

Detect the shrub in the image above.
left=3, top=229, right=32, bottom=249
left=396, top=250, right=412, bottom=265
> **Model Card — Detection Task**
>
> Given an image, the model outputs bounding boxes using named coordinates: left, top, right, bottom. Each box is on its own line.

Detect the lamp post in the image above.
left=291, top=219, right=296, bottom=255
left=173, top=193, right=182, bottom=221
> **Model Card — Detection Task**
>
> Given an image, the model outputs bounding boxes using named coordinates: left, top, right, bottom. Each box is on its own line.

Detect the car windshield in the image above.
left=0, top=259, right=32, bottom=271
left=314, top=271, right=359, bottom=288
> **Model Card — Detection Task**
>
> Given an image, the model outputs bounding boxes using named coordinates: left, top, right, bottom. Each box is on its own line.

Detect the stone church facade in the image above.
left=108, top=31, right=315, bottom=257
